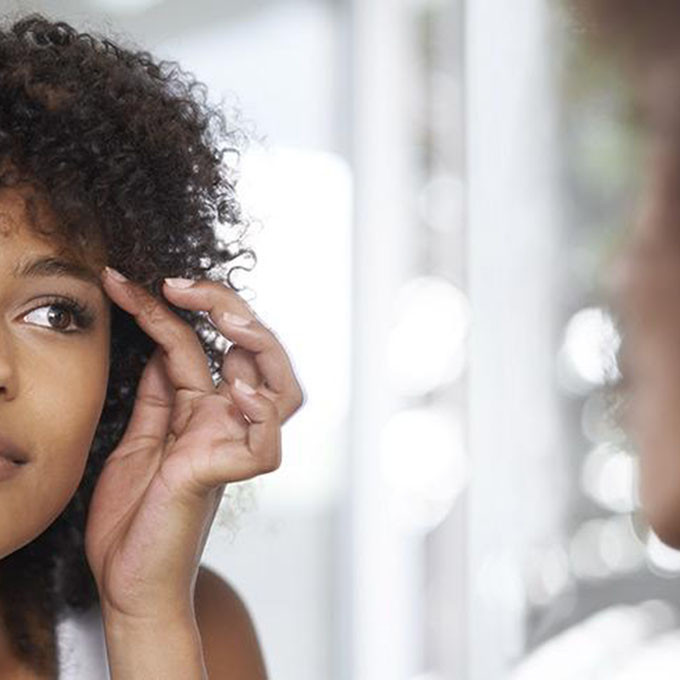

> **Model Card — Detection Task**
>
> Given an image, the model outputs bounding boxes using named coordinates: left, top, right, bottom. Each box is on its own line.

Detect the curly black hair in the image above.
left=0, top=11, right=256, bottom=677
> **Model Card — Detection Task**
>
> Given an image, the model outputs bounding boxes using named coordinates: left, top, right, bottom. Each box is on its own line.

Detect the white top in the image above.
left=56, top=604, right=110, bottom=680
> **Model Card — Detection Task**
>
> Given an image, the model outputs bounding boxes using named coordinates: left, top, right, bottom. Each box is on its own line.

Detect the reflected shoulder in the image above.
left=195, top=565, right=268, bottom=679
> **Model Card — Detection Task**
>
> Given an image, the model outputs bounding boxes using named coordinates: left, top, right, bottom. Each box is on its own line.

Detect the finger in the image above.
left=227, top=380, right=281, bottom=474
left=221, top=345, right=264, bottom=389
left=161, top=279, right=304, bottom=421
left=114, top=344, right=175, bottom=454
left=172, top=387, right=282, bottom=491
left=101, top=268, right=215, bottom=413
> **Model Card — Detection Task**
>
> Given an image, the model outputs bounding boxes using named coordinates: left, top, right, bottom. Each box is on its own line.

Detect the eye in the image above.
left=22, top=296, right=95, bottom=334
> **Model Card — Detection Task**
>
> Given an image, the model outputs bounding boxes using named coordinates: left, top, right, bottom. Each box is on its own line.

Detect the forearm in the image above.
left=102, top=608, right=208, bottom=680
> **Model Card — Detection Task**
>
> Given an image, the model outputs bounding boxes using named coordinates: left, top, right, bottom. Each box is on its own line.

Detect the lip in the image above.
left=0, top=434, right=29, bottom=464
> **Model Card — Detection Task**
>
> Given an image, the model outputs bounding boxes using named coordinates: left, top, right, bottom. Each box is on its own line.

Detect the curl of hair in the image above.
left=0, top=11, right=256, bottom=676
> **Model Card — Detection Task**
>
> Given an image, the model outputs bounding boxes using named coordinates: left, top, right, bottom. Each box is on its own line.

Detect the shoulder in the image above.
left=194, top=565, right=268, bottom=679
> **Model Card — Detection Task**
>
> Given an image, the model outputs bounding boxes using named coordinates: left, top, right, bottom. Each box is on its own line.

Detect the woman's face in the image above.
left=612, top=133, right=680, bottom=548
left=0, top=186, right=110, bottom=557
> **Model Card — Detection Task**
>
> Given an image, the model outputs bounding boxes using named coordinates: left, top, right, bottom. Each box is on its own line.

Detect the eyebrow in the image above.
left=12, top=255, right=103, bottom=290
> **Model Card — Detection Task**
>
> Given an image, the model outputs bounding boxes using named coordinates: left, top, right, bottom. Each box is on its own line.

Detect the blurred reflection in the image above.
left=379, top=407, right=467, bottom=533
left=580, top=443, right=638, bottom=514
left=556, top=306, right=622, bottom=394
left=386, top=276, right=469, bottom=397
left=580, top=390, right=628, bottom=445
left=418, top=173, right=464, bottom=235
left=512, top=600, right=678, bottom=679
left=524, top=543, right=572, bottom=607
left=512, top=0, right=680, bottom=677
left=646, top=532, right=680, bottom=577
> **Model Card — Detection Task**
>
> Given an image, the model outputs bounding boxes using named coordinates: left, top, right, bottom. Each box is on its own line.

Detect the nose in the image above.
left=0, top=324, right=17, bottom=401
left=603, top=245, right=635, bottom=314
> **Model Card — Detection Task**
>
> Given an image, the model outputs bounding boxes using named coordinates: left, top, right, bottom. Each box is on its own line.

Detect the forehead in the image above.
left=0, top=186, right=106, bottom=290
left=0, top=184, right=58, bottom=240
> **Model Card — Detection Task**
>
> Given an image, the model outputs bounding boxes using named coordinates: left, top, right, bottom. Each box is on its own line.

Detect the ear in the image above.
left=194, top=565, right=269, bottom=679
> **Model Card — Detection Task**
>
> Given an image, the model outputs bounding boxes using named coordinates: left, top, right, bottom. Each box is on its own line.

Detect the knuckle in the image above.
left=142, top=297, right=166, bottom=324
left=163, top=323, right=190, bottom=347
left=140, top=296, right=196, bottom=342
left=261, top=431, right=282, bottom=473
left=265, top=395, right=279, bottom=414
left=263, top=453, right=281, bottom=473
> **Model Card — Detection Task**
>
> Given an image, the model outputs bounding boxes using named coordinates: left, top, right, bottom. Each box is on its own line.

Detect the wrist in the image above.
left=100, top=598, right=196, bottom=629
left=101, top=607, right=207, bottom=680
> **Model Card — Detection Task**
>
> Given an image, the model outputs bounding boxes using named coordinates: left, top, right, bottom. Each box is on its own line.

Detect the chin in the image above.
left=646, top=514, right=680, bottom=549
left=0, top=532, right=40, bottom=560
left=640, top=483, right=680, bottom=549
left=635, top=435, right=680, bottom=549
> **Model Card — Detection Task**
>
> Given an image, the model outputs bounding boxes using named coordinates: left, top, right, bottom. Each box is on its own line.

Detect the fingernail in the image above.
left=222, top=312, right=251, bottom=327
left=164, top=277, right=196, bottom=289
left=105, top=266, right=127, bottom=282
left=233, top=377, right=257, bottom=395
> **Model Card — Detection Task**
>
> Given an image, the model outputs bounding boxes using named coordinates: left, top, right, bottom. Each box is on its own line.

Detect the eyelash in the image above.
left=24, top=295, right=96, bottom=335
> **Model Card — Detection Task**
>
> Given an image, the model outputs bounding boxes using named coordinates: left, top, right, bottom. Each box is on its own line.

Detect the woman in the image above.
left=0, top=11, right=304, bottom=679
left=574, top=0, right=680, bottom=552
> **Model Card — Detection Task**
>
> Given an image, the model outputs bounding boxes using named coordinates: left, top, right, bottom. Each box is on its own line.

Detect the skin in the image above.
left=0, top=182, right=305, bottom=677
left=610, top=131, right=680, bottom=548
left=194, top=566, right=268, bottom=679
left=607, top=47, right=680, bottom=549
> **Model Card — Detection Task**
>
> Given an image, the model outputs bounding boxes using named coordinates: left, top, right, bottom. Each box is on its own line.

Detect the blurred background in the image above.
left=5, top=0, right=680, bottom=677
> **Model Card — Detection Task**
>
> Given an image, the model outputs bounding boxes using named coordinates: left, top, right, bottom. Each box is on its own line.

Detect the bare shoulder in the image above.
left=195, top=565, right=268, bottom=679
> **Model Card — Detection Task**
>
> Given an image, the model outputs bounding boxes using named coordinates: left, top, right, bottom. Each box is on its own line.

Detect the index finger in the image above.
left=161, top=279, right=305, bottom=419
left=101, top=267, right=215, bottom=399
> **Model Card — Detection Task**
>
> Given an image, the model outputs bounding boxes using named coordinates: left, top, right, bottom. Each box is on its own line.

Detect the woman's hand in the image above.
left=84, top=267, right=305, bottom=623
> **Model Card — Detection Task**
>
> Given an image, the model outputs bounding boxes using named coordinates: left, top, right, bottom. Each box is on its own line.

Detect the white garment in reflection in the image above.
left=56, top=604, right=110, bottom=680
left=511, top=600, right=680, bottom=680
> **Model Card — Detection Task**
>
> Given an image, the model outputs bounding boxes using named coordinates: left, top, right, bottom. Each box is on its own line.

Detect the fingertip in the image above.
left=103, top=266, right=128, bottom=283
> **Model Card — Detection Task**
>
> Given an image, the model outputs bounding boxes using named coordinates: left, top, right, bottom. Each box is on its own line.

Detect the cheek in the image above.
left=38, top=338, right=109, bottom=440
left=50, top=359, right=109, bottom=451
left=36, top=349, right=109, bottom=480
left=614, top=237, right=680, bottom=546
left=3, top=346, right=110, bottom=554
left=0, top=432, right=93, bottom=559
